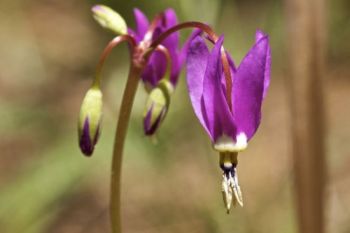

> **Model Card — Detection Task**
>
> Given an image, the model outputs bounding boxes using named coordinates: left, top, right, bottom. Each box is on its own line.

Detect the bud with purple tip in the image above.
left=143, top=80, right=173, bottom=135
left=92, top=5, right=127, bottom=35
left=78, top=87, right=103, bottom=156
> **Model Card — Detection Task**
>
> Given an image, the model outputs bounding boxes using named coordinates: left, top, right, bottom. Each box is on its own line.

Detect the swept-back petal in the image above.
left=133, top=8, right=149, bottom=38
left=141, top=50, right=167, bottom=87
left=232, top=36, right=269, bottom=140
left=186, top=35, right=211, bottom=136
left=161, top=9, right=179, bottom=50
left=256, top=30, right=271, bottom=99
left=203, top=36, right=236, bottom=141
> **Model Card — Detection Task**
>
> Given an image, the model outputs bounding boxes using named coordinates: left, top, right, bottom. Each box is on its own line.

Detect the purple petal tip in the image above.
left=79, top=118, right=94, bottom=156
left=143, top=105, right=166, bottom=136
left=92, top=5, right=104, bottom=14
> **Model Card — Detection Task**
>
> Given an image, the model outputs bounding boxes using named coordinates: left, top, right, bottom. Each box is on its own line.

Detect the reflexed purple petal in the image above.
left=138, top=9, right=183, bottom=87
left=133, top=8, right=149, bottom=38
left=232, top=36, right=269, bottom=140
left=203, top=36, right=236, bottom=141
left=161, top=9, right=179, bottom=50
left=79, top=118, right=93, bottom=156
left=150, top=50, right=167, bottom=81
left=169, top=50, right=181, bottom=85
left=255, top=29, right=265, bottom=41
left=141, top=65, right=157, bottom=88
left=186, top=35, right=211, bottom=136
left=142, top=50, right=167, bottom=87
left=181, top=29, right=203, bottom=68
left=220, top=52, right=236, bottom=93
left=255, top=30, right=271, bottom=98
left=163, top=9, right=177, bottom=28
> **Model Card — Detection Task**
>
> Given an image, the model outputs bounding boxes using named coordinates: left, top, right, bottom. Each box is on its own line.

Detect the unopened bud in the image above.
left=92, top=5, right=127, bottom=35
left=143, top=80, right=173, bottom=135
left=78, top=87, right=103, bottom=156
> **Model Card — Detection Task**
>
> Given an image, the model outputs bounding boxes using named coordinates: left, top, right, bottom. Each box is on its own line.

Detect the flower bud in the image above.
left=143, top=80, right=173, bottom=135
left=92, top=5, right=127, bottom=35
left=78, top=87, right=103, bottom=156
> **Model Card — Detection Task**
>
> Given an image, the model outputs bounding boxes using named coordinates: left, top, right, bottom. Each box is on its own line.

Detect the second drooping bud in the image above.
left=143, top=80, right=173, bottom=136
left=78, top=87, right=103, bottom=156
left=92, top=5, right=128, bottom=35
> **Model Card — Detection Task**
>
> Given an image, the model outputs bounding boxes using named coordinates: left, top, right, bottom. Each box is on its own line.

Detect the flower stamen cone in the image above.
left=220, top=152, right=243, bottom=213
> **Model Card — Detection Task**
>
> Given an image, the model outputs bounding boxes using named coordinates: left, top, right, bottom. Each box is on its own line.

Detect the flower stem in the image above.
left=150, top=21, right=233, bottom=110
left=94, top=35, right=136, bottom=88
left=110, top=63, right=142, bottom=233
left=154, top=45, right=172, bottom=82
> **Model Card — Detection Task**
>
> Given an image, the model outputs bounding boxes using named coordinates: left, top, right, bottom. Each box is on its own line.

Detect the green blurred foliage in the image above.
left=0, top=0, right=349, bottom=233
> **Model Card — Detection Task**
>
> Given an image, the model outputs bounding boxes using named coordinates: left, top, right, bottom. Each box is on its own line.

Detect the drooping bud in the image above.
left=78, top=87, right=103, bottom=156
left=143, top=80, right=173, bottom=135
left=92, top=5, right=127, bottom=35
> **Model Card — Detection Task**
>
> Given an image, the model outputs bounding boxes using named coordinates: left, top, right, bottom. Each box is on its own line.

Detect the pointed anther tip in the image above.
left=222, top=174, right=233, bottom=213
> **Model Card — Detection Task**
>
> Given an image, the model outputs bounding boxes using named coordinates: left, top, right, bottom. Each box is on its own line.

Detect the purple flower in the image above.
left=186, top=30, right=271, bottom=152
left=129, top=8, right=182, bottom=89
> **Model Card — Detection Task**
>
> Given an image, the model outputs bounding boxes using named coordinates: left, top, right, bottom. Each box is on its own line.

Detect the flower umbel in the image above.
left=129, top=8, right=187, bottom=135
left=81, top=6, right=272, bottom=228
left=186, top=30, right=271, bottom=211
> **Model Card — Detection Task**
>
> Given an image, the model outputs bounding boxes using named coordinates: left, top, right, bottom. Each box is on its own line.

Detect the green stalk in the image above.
left=110, top=63, right=142, bottom=233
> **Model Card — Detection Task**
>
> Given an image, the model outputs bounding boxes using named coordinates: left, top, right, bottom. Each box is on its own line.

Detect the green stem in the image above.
left=110, top=63, right=142, bottom=233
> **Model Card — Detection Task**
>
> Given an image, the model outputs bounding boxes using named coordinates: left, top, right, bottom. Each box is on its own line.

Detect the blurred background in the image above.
left=0, top=0, right=349, bottom=232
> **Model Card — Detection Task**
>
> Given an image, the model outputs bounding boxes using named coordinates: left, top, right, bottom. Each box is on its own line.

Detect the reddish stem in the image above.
left=143, top=12, right=165, bottom=43
left=150, top=21, right=233, bottom=110
left=154, top=45, right=172, bottom=81
left=94, top=35, right=137, bottom=87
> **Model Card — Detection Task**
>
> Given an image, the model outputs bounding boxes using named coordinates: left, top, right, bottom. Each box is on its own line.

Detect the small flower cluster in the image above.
left=78, top=5, right=271, bottom=212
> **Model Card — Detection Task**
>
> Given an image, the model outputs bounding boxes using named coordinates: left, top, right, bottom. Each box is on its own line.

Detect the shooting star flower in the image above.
left=186, top=30, right=271, bottom=211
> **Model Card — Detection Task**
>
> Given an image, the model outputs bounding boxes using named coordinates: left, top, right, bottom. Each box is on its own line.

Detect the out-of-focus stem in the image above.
left=94, top=35, right=136, bottom=87
left=110, top=62, right=142, bottom=233
left=285, top=0, right=327, bottom=232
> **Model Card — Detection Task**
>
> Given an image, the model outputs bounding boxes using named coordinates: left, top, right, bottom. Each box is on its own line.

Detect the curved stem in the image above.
left=94, top=35, right=136, bottom=87
left=150, top=21, right=233, bottom=109
left=143, top=12, right=165, bottom=43
left=150, top=22, right=219, bottom=47
left=155, top=45, right=172, bottom=81
left=110, top=62, right=142, bottom=233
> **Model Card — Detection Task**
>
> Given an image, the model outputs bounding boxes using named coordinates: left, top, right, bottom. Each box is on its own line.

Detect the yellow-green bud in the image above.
left=143, top=80, right=173, bottom=135
left=78, top=87, right=103, bottom=156
left=91, top=5, right=127, bottom=35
